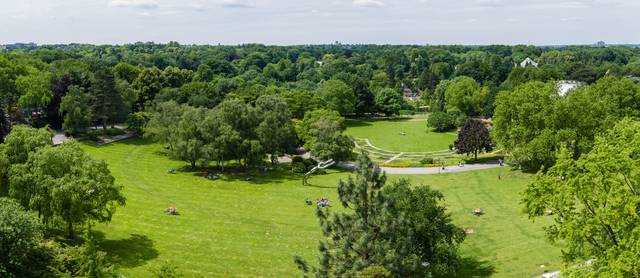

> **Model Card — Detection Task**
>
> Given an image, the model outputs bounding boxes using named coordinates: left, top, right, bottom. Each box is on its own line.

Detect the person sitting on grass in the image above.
left=317, top=197, right=331, bottom=207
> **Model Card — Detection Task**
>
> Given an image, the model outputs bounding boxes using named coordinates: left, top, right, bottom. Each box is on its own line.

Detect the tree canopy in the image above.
left=523, top=118, right=640, bottom=276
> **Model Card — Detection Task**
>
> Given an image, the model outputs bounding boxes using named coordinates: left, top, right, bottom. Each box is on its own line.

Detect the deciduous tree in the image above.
left=9, top=143, right=125, bottom=237
left=374, top=88, right=404, bottom=117
left=316, top=79, right=356, bottom=116
left=523, top=118, right=640, bottom=276
left=0, top=198, right=44, bottom=277
left=454, top=118, right=493, bottom=160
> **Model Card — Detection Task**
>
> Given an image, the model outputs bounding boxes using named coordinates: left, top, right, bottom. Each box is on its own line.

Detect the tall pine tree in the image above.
left=295, top=152, right=465, bottom=277
left=92, top=67, right=125, bottom=130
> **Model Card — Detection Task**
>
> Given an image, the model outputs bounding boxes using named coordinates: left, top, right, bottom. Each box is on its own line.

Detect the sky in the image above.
left=1, top=0, right=639, bottom=45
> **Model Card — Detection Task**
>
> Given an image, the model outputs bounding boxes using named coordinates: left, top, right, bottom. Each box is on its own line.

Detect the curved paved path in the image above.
left=381, top=161, right=502, bottom=175
left=338, top=160, right=504, bottom=175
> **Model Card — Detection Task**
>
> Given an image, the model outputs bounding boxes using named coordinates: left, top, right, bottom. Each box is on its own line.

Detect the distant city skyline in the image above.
left=1, top=0, right=639, bottom=45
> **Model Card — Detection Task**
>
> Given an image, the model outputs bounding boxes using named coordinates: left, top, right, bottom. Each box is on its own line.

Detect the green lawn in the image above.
left=82, top=138, right=561, bottom=277
left=346, top=118, right=457, bottom=152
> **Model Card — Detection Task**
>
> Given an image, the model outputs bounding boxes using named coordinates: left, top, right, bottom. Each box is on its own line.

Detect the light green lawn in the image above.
left=345, top=118, right=457, bottom=152
left=82, top=139, right=561, bottom=278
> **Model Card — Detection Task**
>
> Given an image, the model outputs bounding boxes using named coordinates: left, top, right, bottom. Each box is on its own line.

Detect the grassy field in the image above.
left=82, top=138, right=561, bottom=277
left=345, top=118, right=457, bottom=152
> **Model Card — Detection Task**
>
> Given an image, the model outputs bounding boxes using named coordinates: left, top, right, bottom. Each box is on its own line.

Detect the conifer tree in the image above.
left=295, top=152, right=464, bottom=277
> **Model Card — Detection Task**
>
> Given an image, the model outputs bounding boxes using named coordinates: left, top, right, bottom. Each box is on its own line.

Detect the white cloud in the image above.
left=218, top=0, right=255, bottom=8
left=353, top=0, right=384, bottom=8
left=108, top=0, right=158, bottom=9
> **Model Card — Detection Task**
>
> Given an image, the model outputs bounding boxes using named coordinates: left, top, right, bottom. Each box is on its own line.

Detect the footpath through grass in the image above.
left=82, top=138, right=561, bottom=277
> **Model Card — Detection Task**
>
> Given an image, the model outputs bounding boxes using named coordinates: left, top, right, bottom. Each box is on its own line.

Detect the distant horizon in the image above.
left=2, top=41, right=637, bottom=48
left=2, top=0, right=639, bottom=46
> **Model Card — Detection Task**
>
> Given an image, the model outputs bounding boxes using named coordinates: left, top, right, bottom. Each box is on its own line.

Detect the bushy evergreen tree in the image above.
left=295, top=152, right=464, bottom=277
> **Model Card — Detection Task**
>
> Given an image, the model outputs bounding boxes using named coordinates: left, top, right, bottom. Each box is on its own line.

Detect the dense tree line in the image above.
left=493, top=76, right=640, bottom=171
left=3, top=43, right=640, bottom=139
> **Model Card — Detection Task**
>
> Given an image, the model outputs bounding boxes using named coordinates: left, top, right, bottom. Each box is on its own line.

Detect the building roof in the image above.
left=557, top=80, right=581, bottom=96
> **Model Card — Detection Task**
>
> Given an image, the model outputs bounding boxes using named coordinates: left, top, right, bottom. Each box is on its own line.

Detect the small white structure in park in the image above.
left=557, top=80, right=582, bottom=96
left=520, top=57, right=539, bottom=68
left=303, top=159, right=335, bottom=186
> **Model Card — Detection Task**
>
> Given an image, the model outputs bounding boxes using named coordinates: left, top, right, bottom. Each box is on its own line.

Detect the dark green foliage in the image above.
left=298, top=109, right=353, bottom=161
left=92, top=66, right=126, bottom=130
left=151, top=262, right=183, bottom=278
left=427, top=112, right=456, bottom=132
left=420, top=156, right=434, bottom=165
left=290, top=156, right=317, bottom=173
left=358, top=266, right=392, bottom=278
left=48, top=231, right=118, bottom=278
left=168, top=106, right=208, bottom=168
left=0, top=198, right=44, bottom=277
left=133, top=67, right=165, bottom=108
left=374, top=88, right=404, bottom=117
left=316, top=79, right=356, bottom=116
left=127, top=111, right=151, bottom=134
left=60, top=85, right=93, bottom=135
left=0, top=107, right=10, bottom=143
left=255, top=94, right=296, bottom=165
left=454, top=118, right=493, bottom=160
left=295, top=153, right=464, bottom=277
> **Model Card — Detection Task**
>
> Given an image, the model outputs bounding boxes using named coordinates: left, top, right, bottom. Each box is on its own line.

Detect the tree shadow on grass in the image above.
left=438, top=257, right=495, bottom=278
left=93, top=231, right=159, bottom=268
left=345, top=119, right=373, bottom=128
left=117, top=137, right=154, bottom=146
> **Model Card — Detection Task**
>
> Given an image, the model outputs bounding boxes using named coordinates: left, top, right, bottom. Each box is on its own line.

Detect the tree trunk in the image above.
left=102, top=118, right=107, bottom=131
left=67, top=222, right=74, bottom=238
left=474, top=150, right=478, bottom=160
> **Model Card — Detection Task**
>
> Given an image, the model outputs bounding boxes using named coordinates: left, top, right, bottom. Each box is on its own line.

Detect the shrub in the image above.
left=382, top=161, right=413, bottom=168
left=127, top=112, right=151, bottom=134
left=151, top=262, right=183, bottom=278
left=291, top=155, right=304, bottom=164
left=420, top=156, right=435, bottom=164
left=427, top=112, right=455, bottom=132
left=291, top=156, right=317, bottom=173
left=359, top=266, right=392, bottom=278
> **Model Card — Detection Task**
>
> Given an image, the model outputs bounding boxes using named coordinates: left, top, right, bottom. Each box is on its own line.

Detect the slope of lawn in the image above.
left=82, top=138, right=561, bottom=277
left=345, top=118, right=457, bottom=152
left=396, top=169, right=563, bottom=277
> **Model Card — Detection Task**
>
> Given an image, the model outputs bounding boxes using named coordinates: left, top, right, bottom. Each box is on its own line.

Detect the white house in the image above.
left=557, top=80, right=581, bottom=96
